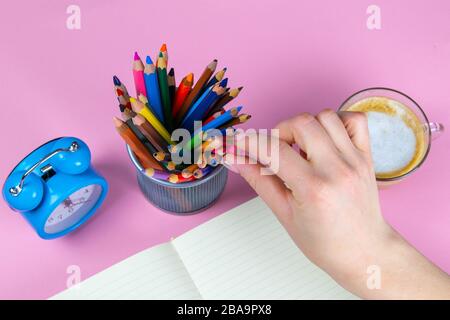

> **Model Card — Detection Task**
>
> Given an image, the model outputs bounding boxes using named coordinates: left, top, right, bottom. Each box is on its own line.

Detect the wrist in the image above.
left=338, top=227, right=450, bottom=299
left=331, top=225, right=405, bottom=299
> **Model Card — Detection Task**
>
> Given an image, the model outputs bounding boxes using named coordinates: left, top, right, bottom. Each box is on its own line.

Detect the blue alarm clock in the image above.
left=2, top=137, right=108, bottom=239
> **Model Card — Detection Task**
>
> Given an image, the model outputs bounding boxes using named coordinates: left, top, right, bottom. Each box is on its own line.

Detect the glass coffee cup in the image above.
left=339, top=88, right=444, bottom=186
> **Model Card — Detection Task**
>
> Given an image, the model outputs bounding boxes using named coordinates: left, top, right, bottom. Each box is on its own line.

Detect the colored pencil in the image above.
left=129, top=97, right=172, bottom=144
left=154, top=151, right=170, bottom=161
left=132, top=52, right=147, bottom=97
left=204, top=109, right=225, bottom=125
left=180, top=78, right=228, bottom=131
left=193, top=165, right=213, bottom=179
left=113, top=76, right=131, bottom=109
left=207, top=86, right=243, bottom=117
left=157, top=52, right=174, bottom=131
left=172, top=73, right=194, bottom=117
left=203, top=127, right=235, bottom=141
left=124, top=117, right=163, bottom=166
left=181, top=164, right=199, bottom=178
left=125, top=117, right=147, bottom=143
left=168, top=68, right=176, bottom=103
left=159, top=43, right=168, bottom=64
left=203, top=136, right=225, bottom=154
left=120, top=106, right=132, bottom=121
left=201, top=106, right=242, bottom=132
left=203, top=67, right=226, bottom=91
left=143, top=56, right=165, bottom=123
left=113, top=117, right=163, bottom=170
left=143, top=167, right=171, bottom=180
left=175, top=59, right=217, bottom=124
left=218, top=114, right=251, bottom=130
left=132, top=114, right=167, bottom=153
left=168, top=173, right=195, bottom=184
left=183, top=108, right=237, bottom=153
left=158, top=160, right=176, bottom=171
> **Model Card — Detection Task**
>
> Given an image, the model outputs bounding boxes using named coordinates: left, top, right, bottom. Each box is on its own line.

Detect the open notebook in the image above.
left=51, top=197, right=357, bottom=299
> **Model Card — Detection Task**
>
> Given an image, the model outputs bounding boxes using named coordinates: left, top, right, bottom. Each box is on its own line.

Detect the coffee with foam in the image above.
left=346, top=97, right=427, bottom=179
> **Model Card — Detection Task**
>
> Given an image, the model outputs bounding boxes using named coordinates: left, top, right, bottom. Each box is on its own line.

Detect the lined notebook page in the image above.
left=172, top=197, right=357, bottom=300
left=51, top=243, right=201, bottom=300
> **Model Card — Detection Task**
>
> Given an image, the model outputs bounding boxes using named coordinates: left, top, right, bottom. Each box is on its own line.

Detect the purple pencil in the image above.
left=143, top=168, right=171, bottom=180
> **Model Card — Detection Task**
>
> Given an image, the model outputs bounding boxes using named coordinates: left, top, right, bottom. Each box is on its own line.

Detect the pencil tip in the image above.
left=209, top=59, right=218, bottom=69
left=219, top=78, right=228, bottom=87
left=168, top=68, right=174, bottom=76
left=146, top=55, right=153, bottom=65
left=186, top=73, right=194, bottom=82
left=113, top=75, right=121, bottom=85
left=129, top=97, right=136, bottom=103
left=238, top=86, right=243, bottom=90
left=134, top=51, right=140, bottom=60
left=160, top=43, right=167, bottom=52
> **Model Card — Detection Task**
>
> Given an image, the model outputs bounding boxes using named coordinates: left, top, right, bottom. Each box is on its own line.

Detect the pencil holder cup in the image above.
left=127, top=145, right=228, bottom=215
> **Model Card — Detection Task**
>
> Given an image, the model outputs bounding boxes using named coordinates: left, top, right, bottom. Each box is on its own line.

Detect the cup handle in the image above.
left=428, top=122, right=444, bottom=140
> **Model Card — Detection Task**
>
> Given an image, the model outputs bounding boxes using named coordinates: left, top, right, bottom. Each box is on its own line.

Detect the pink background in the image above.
left=0, top=0, right=449, bottom=299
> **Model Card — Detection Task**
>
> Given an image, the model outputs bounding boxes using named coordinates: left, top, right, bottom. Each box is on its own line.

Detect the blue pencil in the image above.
left=181, top=78, right=228, bottom=131
left=186, top=107, right=242, bottom=150
left=144, top=56, right=165, bottom=123
left=201, top=106, right=242, bottom=132
left=201, top=67, right=227, bottom=94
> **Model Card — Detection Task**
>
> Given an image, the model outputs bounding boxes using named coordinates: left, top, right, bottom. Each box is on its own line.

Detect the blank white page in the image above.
left=172, top=197, right=357, bottom=300
left=51, top=243, right=201, bottom=300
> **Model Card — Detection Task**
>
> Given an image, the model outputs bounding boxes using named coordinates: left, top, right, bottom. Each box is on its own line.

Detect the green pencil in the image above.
left=157, top=52, right=173, bottom=131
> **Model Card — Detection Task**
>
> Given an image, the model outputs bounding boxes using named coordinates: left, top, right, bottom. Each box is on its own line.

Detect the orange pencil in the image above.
left=175, top=59, right=217, bottom=124
left=172, top=73, right=194, bottom=117
left=113, top=117, right=163, bottom=170
left=159, top=43, right=168, bottom=64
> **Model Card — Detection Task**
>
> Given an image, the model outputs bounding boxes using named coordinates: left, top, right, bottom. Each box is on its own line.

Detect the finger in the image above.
left=233, top=131, right=312, bottom=196
left=337, top=111, right=372, bottom=157
left=222, top=153, right=293, bottom=220
left=275, top=113, right=340, bottom=163
left=316, top=109, right=356, bottom=154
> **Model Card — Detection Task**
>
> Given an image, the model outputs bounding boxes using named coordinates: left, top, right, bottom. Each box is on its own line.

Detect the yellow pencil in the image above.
left=130, top=97, right=172, bottom=144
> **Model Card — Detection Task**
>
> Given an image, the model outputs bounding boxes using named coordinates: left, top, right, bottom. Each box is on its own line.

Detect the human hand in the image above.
left=223, top=110, right=450, bottom=299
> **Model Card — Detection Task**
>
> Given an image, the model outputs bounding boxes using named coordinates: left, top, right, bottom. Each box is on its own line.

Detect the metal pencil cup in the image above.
left=127, top=145, right=228, bottom=215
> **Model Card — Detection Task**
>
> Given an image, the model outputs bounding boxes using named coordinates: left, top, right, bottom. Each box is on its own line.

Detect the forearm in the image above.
left=344, top=231, right=450, bottom=300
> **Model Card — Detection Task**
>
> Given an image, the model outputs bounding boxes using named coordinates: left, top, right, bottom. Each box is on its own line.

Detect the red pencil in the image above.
left=172, top=73, right=194, bottom=117
left=168, top=173, right=195, bottom=184
left=203, top=109, right=225, bottom=125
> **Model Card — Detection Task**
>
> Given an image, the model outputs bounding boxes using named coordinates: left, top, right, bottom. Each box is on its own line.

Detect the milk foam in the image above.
left=367, top=110, right=417, bottom=174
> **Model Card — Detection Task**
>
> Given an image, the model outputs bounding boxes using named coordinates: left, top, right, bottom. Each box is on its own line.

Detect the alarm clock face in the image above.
left=44, top=184, right=102, bottom=234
